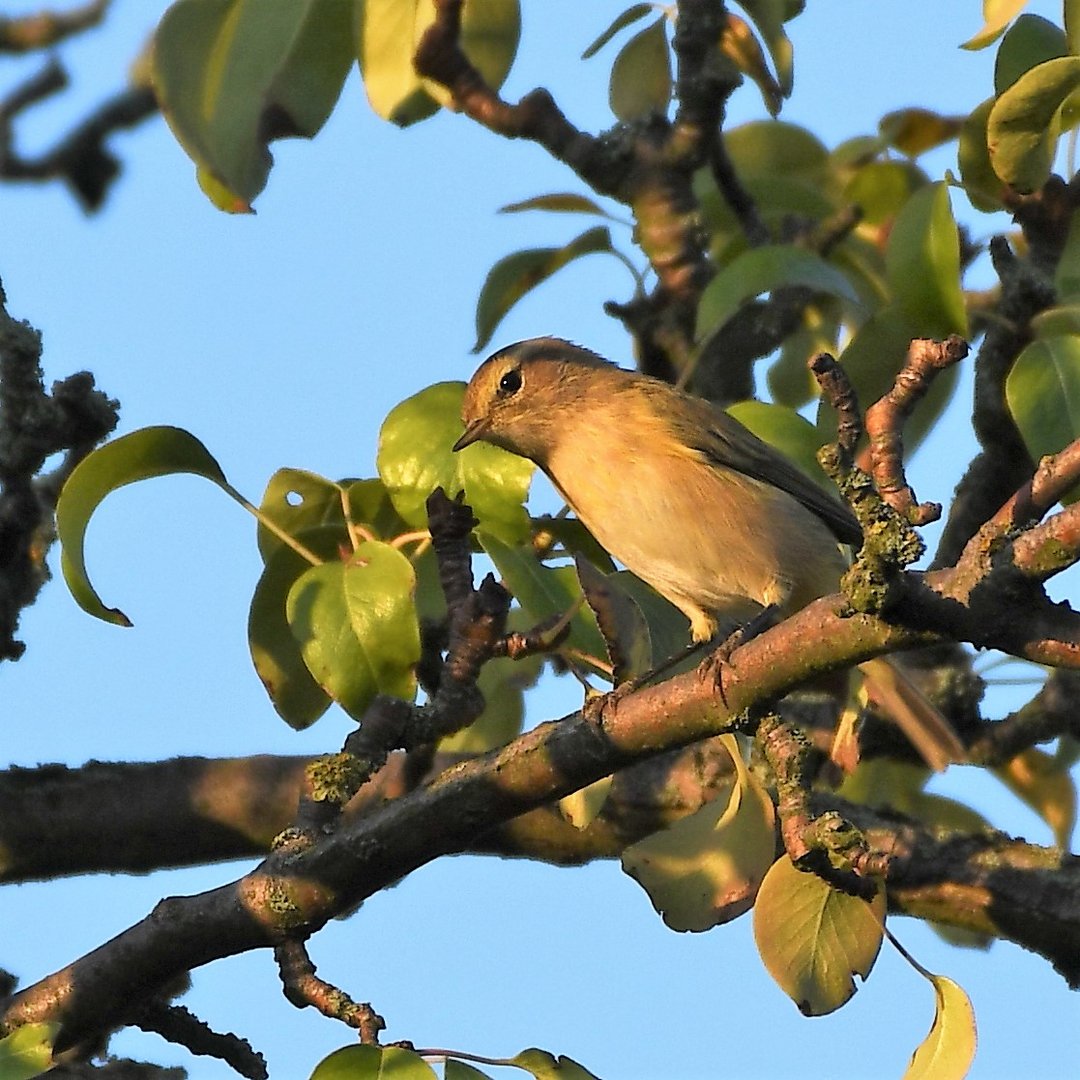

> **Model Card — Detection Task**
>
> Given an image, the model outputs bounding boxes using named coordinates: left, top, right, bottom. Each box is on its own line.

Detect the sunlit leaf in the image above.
left=418, top=0, right=521, bottom=108
left=445, top=1061, right=494, bottom=1080
left=377, top=381, right=534, bottom=544
left=581, top=3, right=652, bottom=59
left=1005, top=336, right=1080, bottom=502
left=559, top=774, right=614, bottom=829
left=753, top=855, right=886, bottom=1015
left=987, top=55, right=1080, bottom=192
left=57, top=425, right=231, bottom=626
left=844, top=160, right=928, bottom=226
left=257, top=468, right=346, bottom=564
left=903, top=974, right=977, bottom=1080
left=308, top=1043, right=439, bottom=1079
left=286, top=542, right=420, bottom=720
left=885, top=182, right=968, bottom=337
left=1032, top=304, right=1080, bottom=336
left=622, top=735, right=775, bottom=930
left=153, top=0, right=353, bottom=208
left=738, top=0, right=799, bottom=97
left=720, top=13, right=783, bottom=117
left=474, top=226, right=616, bottom=352
left=961, top=0, right=1031, bottom=51
left=509, top=1049, right=601, bottom=1080
left=609, top=19, right=672, bottom=121
left=696, top=244, right=861, bottom=343
left=994, top=14, right=1067, bottom=94
left=994, top=746, right=1077, bottom=847
left=0, top=1023, right=59, bottom=1080
left=356, top=0, right=438, bottom=125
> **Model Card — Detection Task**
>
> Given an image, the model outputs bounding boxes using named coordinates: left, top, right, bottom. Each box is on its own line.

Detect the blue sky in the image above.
left=3, top=2, right=1078, bottom=1078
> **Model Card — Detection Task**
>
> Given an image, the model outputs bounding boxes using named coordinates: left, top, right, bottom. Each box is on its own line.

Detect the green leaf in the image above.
left=957, top=96, right=1007, bottom=211
left=345, top=478, right=413, bottom=539
left=994, top=14, right=1067, bottom=94
left=1032, top=304, right=1080, bottom=336
left=961, top=0, right=1031, bottom=51
left=1005, top=336, right=1080, bottom=500
left=1068, top=0, right=1080, bottom=55
left=609, top=19, right=672, bottom=121
left=257, top=468, right=347, bottom=564
left=581, top=3, right=653, bottom=59
left=439, top=635, right=541, bottom=753
left=286, top=542, right=420, bottom=720
left=903, top=975, right=978, bottom=1080
left=0, top=1023, right=59, bottom=1080
left=844, top=160, right=927, bottom=225
left=445, top=1062, right=494, bottom=1080
left=622, top=734, right=776, bottom=931
left=474, top=226, right=615, bottom=352
left=249, top=527, right=345, bottom=729
left=480, top=532, right=608, bottom=670
left=499, top=193, right=620, bottom=219
left=752, top=855, right=886, bottom=1016
left=727, top=400, right=836, bottom=490
left=611, top=570, right=692, bottom=666
left=509, top=1049, right=601, bottom=1080
left=884, top=182, right=968, bottom=338
left=309, top=1043, right=439, bottom=1079
left=153, top=0, right=353, bottom=209
left=418, top=0, right=521, bottom=109
left=987, top=55, right=1080, bottom=192
left=377, top=381, right=534, bottom=544
left=1055, top=213, right=1080, bottom=301
left=818, top=305, right=959, bottom=451
left=696, top=244, right=861, bottom=343
left=57, top=425, right=231, bottom=626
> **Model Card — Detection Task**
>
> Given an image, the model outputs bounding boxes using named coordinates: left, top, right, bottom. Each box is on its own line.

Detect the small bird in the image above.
left=454, top=337, right=964, bottom=770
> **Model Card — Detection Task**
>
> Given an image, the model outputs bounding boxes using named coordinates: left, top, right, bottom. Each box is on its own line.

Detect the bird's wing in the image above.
left=665, top=392, right=863, bottom=546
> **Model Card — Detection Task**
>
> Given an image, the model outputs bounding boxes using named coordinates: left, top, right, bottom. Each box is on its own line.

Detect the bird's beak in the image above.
left=452, top=418, right=489, bottom=452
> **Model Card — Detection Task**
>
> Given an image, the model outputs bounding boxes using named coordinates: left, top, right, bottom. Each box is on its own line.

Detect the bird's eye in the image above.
left=498, top=368, right=522, bottom=396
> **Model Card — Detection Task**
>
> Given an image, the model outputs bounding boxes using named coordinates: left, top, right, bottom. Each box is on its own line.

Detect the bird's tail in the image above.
left=852, top=656, right=966, bottom=772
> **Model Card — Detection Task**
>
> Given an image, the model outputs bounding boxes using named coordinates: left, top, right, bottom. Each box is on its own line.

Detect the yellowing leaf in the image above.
left=994, top=747, right=1077, bottom=848
left=753, top=855, right=885, bottom=1015
left=356, top=0, right=438, bottom=125
left=879, top=108, right=965, bottom=157
left=0, top=1023, right=59, bottom=1080
left=559, top=774, right=614, bottom=829
left=903, top=975, right=977, bottom=1080
left=961, top=0, right=1031, bottom=51
left=622, top=735, right=776, bottom=931
left=510, top=1049, right=601, bottom=1079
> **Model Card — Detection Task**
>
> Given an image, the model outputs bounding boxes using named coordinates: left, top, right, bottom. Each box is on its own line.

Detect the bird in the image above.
left=453, top=336, right=964, bottom=771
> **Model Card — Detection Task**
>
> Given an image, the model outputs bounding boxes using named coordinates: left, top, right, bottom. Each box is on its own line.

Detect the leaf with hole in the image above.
left=753, top=855, right=885, bottom=1015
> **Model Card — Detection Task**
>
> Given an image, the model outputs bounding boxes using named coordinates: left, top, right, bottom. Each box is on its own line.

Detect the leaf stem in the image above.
left=221, top=482, right=324, bottom=566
